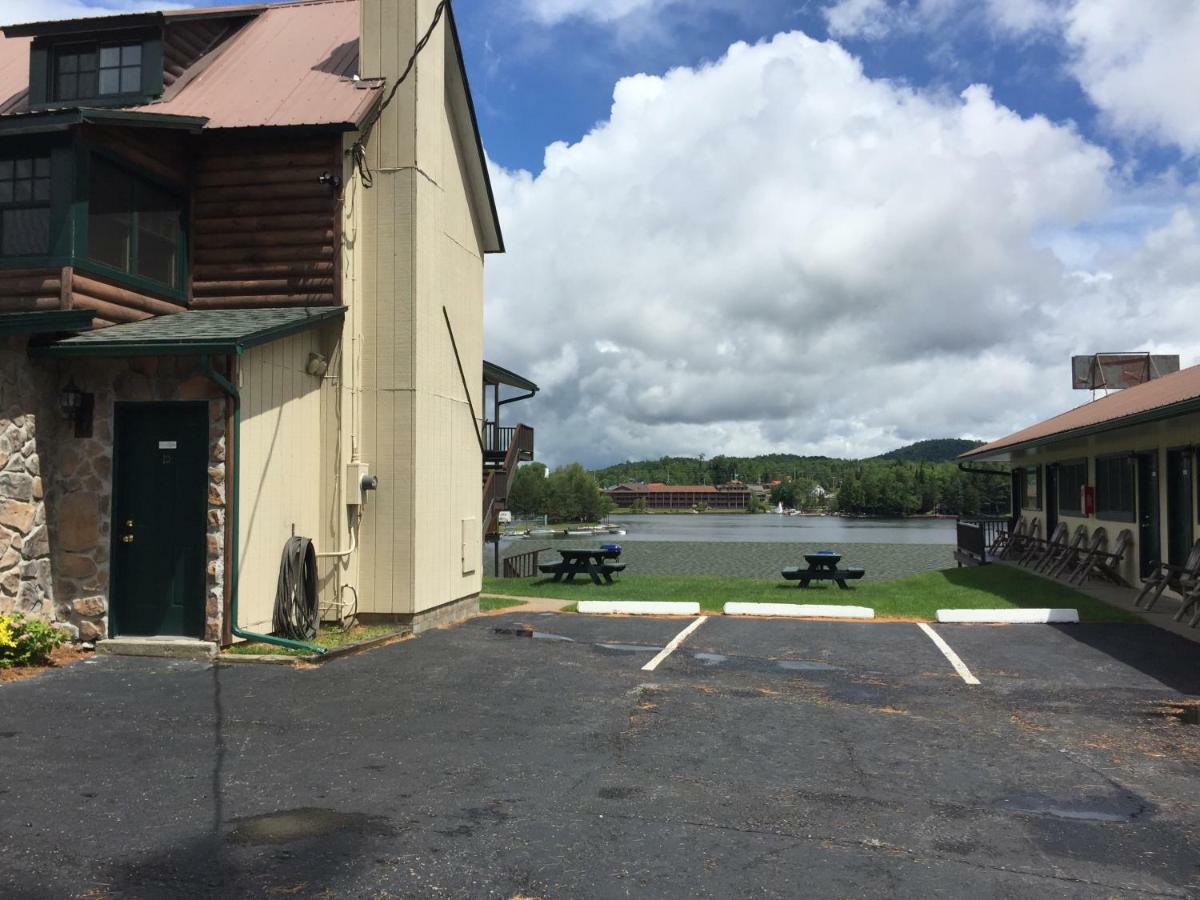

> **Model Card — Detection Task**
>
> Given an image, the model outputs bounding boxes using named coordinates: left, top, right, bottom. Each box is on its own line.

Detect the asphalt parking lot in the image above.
left=2, top=612, right=1199, bottom=899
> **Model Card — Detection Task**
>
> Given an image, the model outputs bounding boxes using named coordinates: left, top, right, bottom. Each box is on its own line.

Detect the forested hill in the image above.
left=876, top=439, right=984, bottom=463
left=588, top=440, right=1007, bottom=517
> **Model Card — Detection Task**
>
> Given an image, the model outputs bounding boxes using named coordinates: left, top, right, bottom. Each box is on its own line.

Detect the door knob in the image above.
left=122, top=535, right=134, bottom=544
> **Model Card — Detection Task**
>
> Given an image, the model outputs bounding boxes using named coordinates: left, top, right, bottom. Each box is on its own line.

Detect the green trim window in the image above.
left=88, top=156, right=183, bottom=290
left=1021, top=465, right=1042, bottom=511
left=53, top=41, right=143, bottom=102
left=0, top=156, right=52, bottom=257
left=1057, top=459, right=1088, bottom=514
left=1095, top=455, right=1136, bottom=522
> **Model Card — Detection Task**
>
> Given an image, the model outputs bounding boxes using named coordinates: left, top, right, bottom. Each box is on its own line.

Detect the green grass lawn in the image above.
left=224, top=624, right=404, bottom=657
left=482, top=566, right=1137, bottom=623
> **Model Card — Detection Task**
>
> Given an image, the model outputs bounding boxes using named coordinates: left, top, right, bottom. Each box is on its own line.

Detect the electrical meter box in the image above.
left=345, top=463, right=376, bottom=506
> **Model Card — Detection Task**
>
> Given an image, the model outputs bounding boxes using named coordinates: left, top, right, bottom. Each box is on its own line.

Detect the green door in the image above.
left=1166, top=449, right=1194, bottom=566
left=111, top=402, right=209, bottom=637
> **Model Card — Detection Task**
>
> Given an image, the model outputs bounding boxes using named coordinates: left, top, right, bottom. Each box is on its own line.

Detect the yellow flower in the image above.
left=0, top=616, right=15, bottom=650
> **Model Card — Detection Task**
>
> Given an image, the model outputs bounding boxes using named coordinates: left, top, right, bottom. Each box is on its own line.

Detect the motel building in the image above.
left=960, top=357, right=1200, bottom=589
left=0, top=0, right=535, bottom=652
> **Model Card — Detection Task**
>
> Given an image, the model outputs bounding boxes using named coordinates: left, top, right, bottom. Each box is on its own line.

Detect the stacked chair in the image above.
left=1136, top=539, right=1200, bottom=626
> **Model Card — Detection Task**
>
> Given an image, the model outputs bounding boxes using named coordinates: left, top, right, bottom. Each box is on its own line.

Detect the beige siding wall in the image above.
left=346, top=0, right=486, bottom=616
left=236, top=332, right=327, bottom=631
left=1009, top=414, right=1200, bottom=587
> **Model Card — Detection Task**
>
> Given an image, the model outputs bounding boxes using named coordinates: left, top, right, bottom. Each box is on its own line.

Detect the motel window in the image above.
left=1057, top=459, right=1088, bottom=514
left=53, top=42, right=142, bottom=102
left=1021, top=465, right=1041, bottom=511
left=88, top=156, right=183, bottom=289
left=1095, top=455, right=1136, bottom=522
left=0, top=156, right=51, bottom=257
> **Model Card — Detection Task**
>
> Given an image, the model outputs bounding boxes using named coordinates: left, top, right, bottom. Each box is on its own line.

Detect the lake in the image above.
left=603, top=513, right=956, bottom=545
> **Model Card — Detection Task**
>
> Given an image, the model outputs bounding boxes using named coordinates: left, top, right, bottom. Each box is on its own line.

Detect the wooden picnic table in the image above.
left=782, top=552, right=865, bottom=590
left=539, top=547, right=626, bottom=585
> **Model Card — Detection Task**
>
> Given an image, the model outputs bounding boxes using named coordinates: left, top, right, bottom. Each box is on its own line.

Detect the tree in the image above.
left=544, top=463, right=609, bottom=523
left=505, top=462, right=546, bottom=517
left=770, top=482, right=798, bottom=508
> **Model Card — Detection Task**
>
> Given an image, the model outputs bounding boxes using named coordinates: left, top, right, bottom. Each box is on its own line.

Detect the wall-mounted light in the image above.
left=59, top=379, right=93, bottom=438
left=306, top=352, right=329, bottom=377
left=319, top=171, right=343, bottom=192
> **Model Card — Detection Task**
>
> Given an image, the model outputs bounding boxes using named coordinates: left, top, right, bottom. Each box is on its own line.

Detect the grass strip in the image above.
left=480, top=596, right=527, bottom=612
left=483, top=566, right=1136, bottom=623
left=224, top=624, right=403, bottom=657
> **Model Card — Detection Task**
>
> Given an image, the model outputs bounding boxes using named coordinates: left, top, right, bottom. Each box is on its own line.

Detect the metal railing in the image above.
left=502, top=546, right=549, bottom=578
left=956, top=515, right=1011, bottom=558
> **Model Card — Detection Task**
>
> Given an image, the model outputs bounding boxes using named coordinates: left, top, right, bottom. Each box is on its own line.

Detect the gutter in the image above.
left=201, top=354, right=325, bottom=656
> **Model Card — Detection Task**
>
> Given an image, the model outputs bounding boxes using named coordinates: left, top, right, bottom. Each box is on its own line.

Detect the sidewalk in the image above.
left=999, top=560, right=1200, bottom=645
left=481, top=593, right=571, bottom=614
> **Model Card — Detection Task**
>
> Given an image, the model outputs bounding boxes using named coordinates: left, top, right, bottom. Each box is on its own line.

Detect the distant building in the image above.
left=606, top=482, right=751, bottom=510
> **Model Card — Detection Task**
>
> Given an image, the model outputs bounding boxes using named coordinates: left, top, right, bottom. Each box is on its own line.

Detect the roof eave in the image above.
left=445, top=3, right=503, bottom=254
left=0, top=109, right=210, bottom=135
left=960, top=395, right=1200, bottom=462
left=3, top=12, right=164, bottom=38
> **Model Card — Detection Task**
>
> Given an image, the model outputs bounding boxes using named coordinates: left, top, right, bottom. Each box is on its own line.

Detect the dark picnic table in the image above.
left=538, top=547, right=626, bottom=585
left=782, top=552, right=865, bottom=590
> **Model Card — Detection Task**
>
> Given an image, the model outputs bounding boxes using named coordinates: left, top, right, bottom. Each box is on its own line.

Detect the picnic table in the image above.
left=538, top=547, right=626, bottom=585
left=782, top=551, right=865, bottom=590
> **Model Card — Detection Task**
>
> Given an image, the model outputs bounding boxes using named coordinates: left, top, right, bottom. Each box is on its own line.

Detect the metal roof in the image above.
left=483, top=360, right=538, bottom=393
left=34, top=306, right=345, bottom=357
left=0, top=1, right=382, bottom=130
left=961, top=362, right=1200, bottom=461
left=0, top=310, right=94, bottom=335
left=0, top=108, right=208, bottom=135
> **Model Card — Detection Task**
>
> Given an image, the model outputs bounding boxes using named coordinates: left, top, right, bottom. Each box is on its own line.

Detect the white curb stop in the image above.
left=577, top=601, right=701, bottom=616
left=723, top=602, right=875, bottom=619
left=936, top=608, right=1079, bottom=624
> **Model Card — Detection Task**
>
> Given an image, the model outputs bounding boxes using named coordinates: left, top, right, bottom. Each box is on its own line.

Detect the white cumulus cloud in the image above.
left=482, top=31, right=1199, bottom=468
left=1063, top=0, right=1200, bottom=154
left=0, top=1, right=186, bottom=26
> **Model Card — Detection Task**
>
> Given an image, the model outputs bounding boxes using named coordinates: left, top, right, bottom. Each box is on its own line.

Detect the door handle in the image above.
left=122, top=535, right=134, bottom=544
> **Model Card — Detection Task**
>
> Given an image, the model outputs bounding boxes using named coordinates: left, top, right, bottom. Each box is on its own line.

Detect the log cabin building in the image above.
left=0, top=0, right=534, bottom=649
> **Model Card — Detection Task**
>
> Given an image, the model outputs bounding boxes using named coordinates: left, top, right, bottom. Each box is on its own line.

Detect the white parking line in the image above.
left=642, top=616, right=709, bottom=672
left=918, top=623, right=980, bottom=685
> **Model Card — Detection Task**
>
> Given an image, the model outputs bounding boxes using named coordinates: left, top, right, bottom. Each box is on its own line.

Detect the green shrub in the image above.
left=0, top=613, right=65, bottom=668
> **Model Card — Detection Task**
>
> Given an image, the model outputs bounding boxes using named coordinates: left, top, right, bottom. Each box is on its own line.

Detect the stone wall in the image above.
left=0, top=341, right=228, bottom=643
left=0, top=340, right=56, bottom=626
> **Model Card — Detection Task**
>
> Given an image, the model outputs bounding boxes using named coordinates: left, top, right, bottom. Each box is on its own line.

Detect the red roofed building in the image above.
left=962, top=362, right=1200, bottom=586
left=0, top=0, right=532, bottom=651
left=607, top=482, right=751, bottom=510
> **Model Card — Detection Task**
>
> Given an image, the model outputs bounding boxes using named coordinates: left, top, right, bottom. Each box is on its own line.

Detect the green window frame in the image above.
left=86, top=154, right=186, bottom=294
left=1020, top=464, right=1042, bottom=511
left=1057, top=459, right=1088, bottom=514
left=52, top=41, right=144, bottom=102
left=0, top=156, right=52, bottom=258
left=1095, top=455, right=1136, bottom=522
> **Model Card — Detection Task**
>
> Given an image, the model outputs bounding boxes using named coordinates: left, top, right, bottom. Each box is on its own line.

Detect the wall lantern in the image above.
left=59, top=379, right=94, bottom=438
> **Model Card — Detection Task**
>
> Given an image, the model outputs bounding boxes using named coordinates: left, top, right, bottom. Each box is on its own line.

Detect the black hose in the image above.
left=272, top=536, right=320, bottom=641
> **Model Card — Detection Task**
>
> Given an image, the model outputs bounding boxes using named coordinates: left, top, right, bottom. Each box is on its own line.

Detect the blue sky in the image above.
left=21, top=0, right=1200, bottom=466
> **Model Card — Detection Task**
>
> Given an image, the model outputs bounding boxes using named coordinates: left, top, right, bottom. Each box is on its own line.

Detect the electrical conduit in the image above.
left=201, top=355, right=326, bottom=656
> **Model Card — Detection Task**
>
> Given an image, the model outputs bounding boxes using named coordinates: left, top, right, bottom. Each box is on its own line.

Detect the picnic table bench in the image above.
left=539, top=547, right=626, bottom=585
left=782, top=552, right=865, bottom=590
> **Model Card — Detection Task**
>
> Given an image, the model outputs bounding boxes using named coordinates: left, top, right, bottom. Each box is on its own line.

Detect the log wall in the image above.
left=191, top=136, right=342, bottom=310
left=0, top=268, right=63, bottom=312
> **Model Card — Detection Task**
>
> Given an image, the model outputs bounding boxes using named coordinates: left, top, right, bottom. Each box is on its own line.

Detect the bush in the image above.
left=0, top=613, right=65, bottom=668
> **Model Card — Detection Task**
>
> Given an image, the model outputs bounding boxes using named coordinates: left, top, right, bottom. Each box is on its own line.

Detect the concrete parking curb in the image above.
left=936, top=608, right=1079, bottom=624
left=577, top=601, right=701, bottom=616
left=723, top=602, right=875, bottom=619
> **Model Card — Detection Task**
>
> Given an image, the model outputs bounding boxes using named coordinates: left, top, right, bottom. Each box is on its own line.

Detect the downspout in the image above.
left=201, top=354, right=325, bottom=656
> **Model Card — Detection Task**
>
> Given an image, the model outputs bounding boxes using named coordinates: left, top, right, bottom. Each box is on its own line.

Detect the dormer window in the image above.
left=53, top=41, right=143, bottom=102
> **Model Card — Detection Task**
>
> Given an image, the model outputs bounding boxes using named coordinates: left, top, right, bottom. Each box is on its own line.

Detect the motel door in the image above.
left=1045, top=465, right=1059, bottom=537
left=1166, top=449, right=1194, bottom=567
left=110, top=403, right=209, bottom=638
left=1135, top=452, right=1160, bottom=580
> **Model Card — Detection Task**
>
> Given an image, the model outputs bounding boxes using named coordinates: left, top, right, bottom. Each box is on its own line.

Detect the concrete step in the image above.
left=96, top=637, right=218, bottom=661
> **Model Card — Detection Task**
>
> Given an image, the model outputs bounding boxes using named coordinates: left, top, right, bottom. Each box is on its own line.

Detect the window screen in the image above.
left=88, top=157, right=181, bottom=288
left=0, top=157, right=51, bottom=257
left=1095, top=455, right=1136, bottom=522
left=54, top=41, right=141, bottom=101
left=1057, top=459, right=1088, bottom=514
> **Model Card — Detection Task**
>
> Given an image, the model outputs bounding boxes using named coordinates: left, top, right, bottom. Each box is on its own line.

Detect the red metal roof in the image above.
left=962, top=362, right=1200, bottom=459
left=0, top=1, right=381, bottom=129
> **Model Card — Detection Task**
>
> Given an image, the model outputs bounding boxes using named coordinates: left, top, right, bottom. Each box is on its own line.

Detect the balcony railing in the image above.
left=955, top=515, right=1011, bottom=565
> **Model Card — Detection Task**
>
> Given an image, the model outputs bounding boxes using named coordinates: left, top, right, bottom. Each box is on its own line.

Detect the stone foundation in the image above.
left=359, top=593, right=480, bottom=634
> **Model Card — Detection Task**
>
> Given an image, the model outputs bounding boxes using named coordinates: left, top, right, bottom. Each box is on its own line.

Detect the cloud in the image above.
left=520, top=0, right=679, bottom=26
left=1063, top=1, right=1200, bottom=154
left=2, top=1, right=188, bottom=25
left=822, top=0, right=1200, bottom=155
left=481, top=31, right=1199, bottom=469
